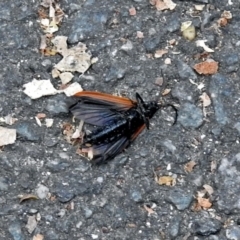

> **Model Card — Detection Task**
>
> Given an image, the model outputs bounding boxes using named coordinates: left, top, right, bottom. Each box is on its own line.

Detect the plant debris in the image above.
left=150, top=0, right=176, bottom=11
left=193, top=59, right=218, bottom=75
left=26, top=215, right=38, bottom=234
left=62, top=82, right=83, bottom=97
left=218, top=10, right=232, bottom=27
left=19, top=194, right=39, bottom=203
left=129, top=7, right=137, bottom=16
left=52, top=36, right=93, bottom=73
left=0, top=127, right=17, bottom=147
left=33, top=234, right=44, bottom=240
left=196, top=196, right=212, bottom=209
left=0, top=114, right=18, bottom=125
left=45, top=118, right=54, bottom=128
left=181, top=21, right=196, bottom=41
left=59, top=72, right=74, bottom=85
left=154, top=49, right=168, bottom=58
left=196, top=40, right=214, bottom=53
left=39, top=0, right=64, bottom=34
left=143, top=204, right=156, bottom=216
left=23, top=79, right=58, bottom=99
left=23, top=79, right=83, bottom=99
left=200, top=92, right=211, bottom=117
left=157, top=176, right=175, bottom=186
left=184, top=160, right=197, bottom=173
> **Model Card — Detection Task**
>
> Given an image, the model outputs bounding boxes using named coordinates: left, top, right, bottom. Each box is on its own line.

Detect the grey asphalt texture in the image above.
left=1, top=0, right=240, bottom=239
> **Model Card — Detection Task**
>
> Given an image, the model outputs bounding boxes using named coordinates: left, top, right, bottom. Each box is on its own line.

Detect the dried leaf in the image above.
left=19, top=194, right=39, bottom=203
left=129, top=7, right=136, bottom=16
left=155, top=77, right=163, bottom=86
left=59, top=72, right=74, bottom=84
left=194, top=5, right=205, bottom=11
left=51, top=68, right=60, bottom=78
left=52, top=36, right=92, bottom=73
left=200, top=92, right=211, bottom=107
left=39, top=35, right=47, bottom=51
left=62, top=122, right=75, bottom=144
left=181, top=21, right=196, bottom=41
left=23, top=79, right=58, bottom=99
left=164, top=58, right=171, bottom=65
left=136, top=31, right=144, bottom=39
left=162, top=88, right=171, bottom=96
left=203, top=184, right=214, bottom=195
left=197, top=197, right=212, bottom=208
left=154, top=49, right=168, bottom=58
left=0, top=115, right=18, bottom=125
left=62, top=82, right=83, bottom=97
left=184, top=160, right=197, bottom=173
left=127, top=223, right=137, bottom=228
left=143, top=205, right=155, bottom=215
left=36, top=113, right=46, bottom=119
left=221, top=10, right=232, bottom=20
left=211, top=160, right=217, bottom=173
left=35, top=116, right=42, bottom=127
left=0, top=127, right=16, bottom=146
left=26, top=215, right=37, bottom=234
left=155, top=0, right=168, bottom=11
left=163, top=0, right=176, bottom=10
left=180, top=21, right=192, bottom=32
left=196, top=40, right=214, bottom=53
left=218, top=17, right=228, bottom=27
left=33, top=234, right=44, bottom=240
left=39, top=0, right=64, bottom=34
left=45, top=118, right=54, bottom=128
left=154, top=0, right=176, bottom=10
left=193, top=60, right=218, bottom=75
left=158, top=176, right=174, bottom=186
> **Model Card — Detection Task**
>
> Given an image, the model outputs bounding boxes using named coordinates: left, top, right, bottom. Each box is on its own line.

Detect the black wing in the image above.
left=82, top=136, right=130, bottom=164
left=70, top=96, right=136, bottom=126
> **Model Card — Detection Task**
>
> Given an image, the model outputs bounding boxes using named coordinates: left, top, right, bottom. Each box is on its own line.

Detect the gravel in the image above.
left=1, top=0, right=240, bottom=239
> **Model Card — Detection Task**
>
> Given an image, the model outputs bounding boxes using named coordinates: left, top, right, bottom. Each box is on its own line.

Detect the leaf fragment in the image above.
left=196, top=40, right=214, bottom=53
left=52, top=36, right=92, bottom=73
left=150, top=0, right=176, bottom=11
left=26, top=215, right=37, bottom=234
left=0, top=127, right=16, bottom=147
left=197, top=197, right=212, bottom=208
left=143, top=205, right=155, bottom=216
left=184, top=160, right=197, bottom=173
left=33, top=234, right=44, bottom=240
left=193, top=60, right=218, bottom=75
left=158, top=176, right=174, bottom=186
left=154, top=49, right=168, bottom=58
left=19, top=194, right=39, bottom=203
left=23, top=79, right=58, bottom=99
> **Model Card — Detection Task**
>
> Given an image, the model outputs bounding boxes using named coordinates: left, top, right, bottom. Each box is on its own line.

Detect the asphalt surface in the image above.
left=1, top=0, right=240, bottom=239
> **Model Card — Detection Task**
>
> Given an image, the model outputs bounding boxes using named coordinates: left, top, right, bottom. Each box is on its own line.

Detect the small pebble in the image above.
left=178, top=103, right=203, bottom=128
left=144, top=35, right=162, bottom=52
left=45, top=95, right=69, bottom=115
left=226, top=225, right=240, bottom=240
left=0, top=177, right=9, bottom=191
left=166, top=189, right=193, bottom=210
left=105, top=66, right=126, bottom=82
left=16, top=122, right=42, bottom=141
left=8, top=221, right=25, bottom=240
left=176, top=60, right=197, bottom=80
left=191, top=218, right=222, bottom=236
left=209, top=74, right=229, bottom=125
left=36, top=184, right=49, bottom=199
left=130, top=190, right=143, bottom=203
left=55, top=187, right=75, bottom=203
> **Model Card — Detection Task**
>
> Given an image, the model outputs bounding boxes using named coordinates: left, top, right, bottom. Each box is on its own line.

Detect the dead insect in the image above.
left=70, top=91, right=169, bottom=164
